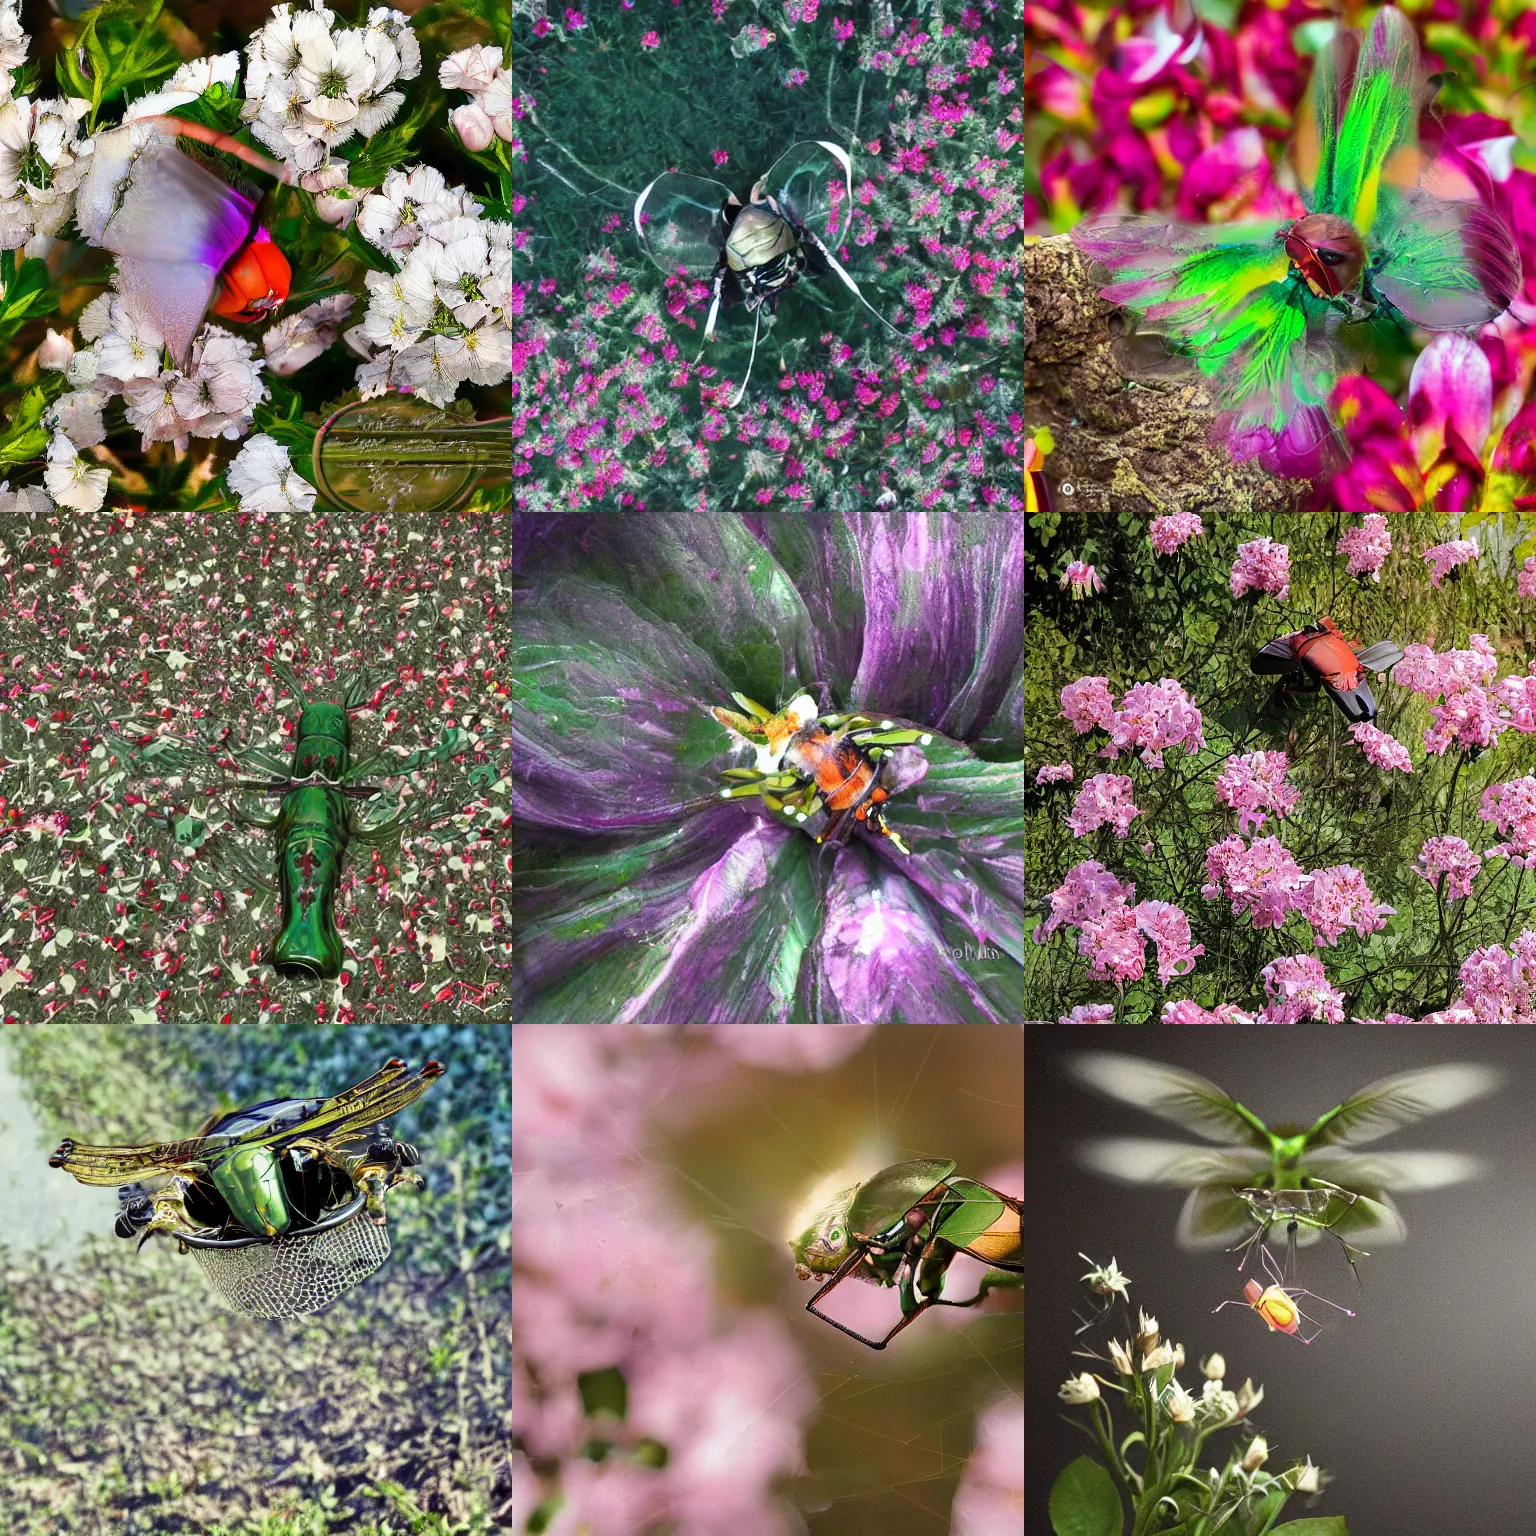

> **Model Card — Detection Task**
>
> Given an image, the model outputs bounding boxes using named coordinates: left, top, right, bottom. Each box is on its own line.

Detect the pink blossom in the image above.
left=1061, top=559, right=1104, bottom=596
left=1422, top=538, right=1480, bottom=587
left=712, top=149, right=729, bottom=167
left=1201, top=835, right=1307, bottom=929
left=1148, top=513, right=1204, bottom=556
left=1257, top=954, right=1346, bottom=1024
left=1450, top=931, right=1536, bottom=1022
left=641, top=30, right=660, bottom=48
left=1214, top=750, right=1298, bottom=835
left=1392, top=636, right=1499, bottom=699
left=1068, top=774, right=1142, bottom=838
left=1480, top=776, right=1536, bottom=865
left=1495, top=667, right=1536, bottom=732
left=1416, top=836, right=1482, bottom=900
left=1337, top=514, right=1391, bottom=581
left=1408, top=333, right=1493, bottom=513
left=1059, top=1004, right=1117, bottom=1023
left=1229, top=537, right=1291, bottom=600
left=1296, top=865, right=1394, bottom=947
left=1102, top=678, right=1204, bottom=769
left=1520, top=556, right=1536, bottom=599
left=1034, top=860, right=1136, bottom=945
left=1077, top=903, right=1147, bottom=984
left=1060, top=676, right=1117, bottom=735
left=1034, top=762, right=1074, bottom=786
left=1131, top=899, right=1204, bottom=982
left=1162, top=1000, right=1258, bottom=1024
left=1423, top=684, right=1507, bottom=757
left=1349, top=722, right=1413, bottom=773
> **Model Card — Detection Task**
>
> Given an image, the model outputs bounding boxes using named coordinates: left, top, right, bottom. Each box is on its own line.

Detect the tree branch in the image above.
left=1024, top=234, right=1304, bottom=515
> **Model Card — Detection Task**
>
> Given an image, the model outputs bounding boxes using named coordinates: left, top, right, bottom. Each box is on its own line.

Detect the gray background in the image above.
left=1027, top=1025, right=1533, bottom=1536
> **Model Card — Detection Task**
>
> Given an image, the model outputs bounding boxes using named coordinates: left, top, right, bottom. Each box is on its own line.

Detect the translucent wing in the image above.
left=1078, top=1137, right=1274, bottom=1187
left=1314, top=1189, right=1407, bottom=1246
left=246, top=1057, right=444, bottom=1148
left=1355, top=639, right=1405, bottom=671
left=1305, top=1147, right=1487, bottom=1190
left=75, top=120, right=258, bottom=364
left=1176, top=1186, right=1254, bottom=1248
left=634, top=172, right=733, bottom=275
left=1298, top=1064, right=1503, bottom=1147
left=49, top=1134, right=217, bottom=1183
left=754, top=139, right=855, bottom=246
left=1369, top=185, right=1522, bottom=328
left=1065, top=1052, right=1273, bottom=1147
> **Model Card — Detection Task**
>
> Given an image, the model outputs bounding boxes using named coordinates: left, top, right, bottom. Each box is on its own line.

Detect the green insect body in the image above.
left=95, top=662, right=483, bottom=984
left=725, top=203, right=799, bottom=275
left=210, top=1144, right=292, bottom=1237
left=791, top=1158, right=1023, bottom=1348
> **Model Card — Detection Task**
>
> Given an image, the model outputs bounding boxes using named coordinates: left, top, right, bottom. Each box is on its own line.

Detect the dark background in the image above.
left=1026, top=1024, right=1535, bottom=1536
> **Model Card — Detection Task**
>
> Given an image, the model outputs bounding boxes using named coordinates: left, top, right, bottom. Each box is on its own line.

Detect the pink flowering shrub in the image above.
left=1059, top=1004, right=1116, bottom=1023
left=1393, top=636, right=1499, bottom=697
left=1102, top=680, right=1205, bottom=769
left=1479, top=777, right=1536, bottom=866
left=1034, top=762, right=1074, bottom=786
left=1296, top=865, right=1395, bottom=947
left=1422, top=539, right=1480, bottom=587
left=1520, top=556, right=1536, bottom=599
left=1148, top=514, right=1204, bottom=556
left=1034, top=861, right=1201, bottom=988
left=1337, top=515, right=1391, bottom=581
left=1423, top=685, right=1509, bottom=757
left=1132, top=900, right=1205, bottom=983
left=1257, top=954, right=1346, bottom=1025
left=1061, top=559, right=1104, bottom=596
left=1416, top=837, right=1483, bottom=901
left=1067, top=774, right=1141, bottom=838
left=1161, top=1000, right=1257, bottom=1024
left=1200, top=835, right=1307, bottom=930
left=1229, top=538, right=1290, bottom=600
left=1060, top=676, right=1117, bottom=735
left=1213, top=751, right=1298, bottom=835
left=1447, top=931, right=1536, bottom=1023
left=1349, top=722, right=1414, bottom=774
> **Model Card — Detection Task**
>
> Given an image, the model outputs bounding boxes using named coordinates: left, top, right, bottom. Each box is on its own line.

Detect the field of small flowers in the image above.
left=510, top=0, right=1022, bottom=512
left=1025, top=0, right=1536, bottom=513
left=1028, top=510, right=1536, bottom=1023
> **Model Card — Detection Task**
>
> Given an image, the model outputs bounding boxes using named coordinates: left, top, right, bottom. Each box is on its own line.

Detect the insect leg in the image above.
left=801, top=228, right=912, bottom=340
left=703, top=266, right=725, bottom=344
left=727, top=305, right=764, bottom=409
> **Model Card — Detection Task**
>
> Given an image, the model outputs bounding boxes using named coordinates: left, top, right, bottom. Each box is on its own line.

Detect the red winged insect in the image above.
left=1251, top=616, right=1403, bottom=724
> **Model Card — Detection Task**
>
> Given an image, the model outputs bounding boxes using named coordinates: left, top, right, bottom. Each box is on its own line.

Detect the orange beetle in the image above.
left=1251, top=615, right=1403, bottom=724
left=1212, top=1243, right=1354, bottom=1345
left=210, top=229, right=292, bottom=323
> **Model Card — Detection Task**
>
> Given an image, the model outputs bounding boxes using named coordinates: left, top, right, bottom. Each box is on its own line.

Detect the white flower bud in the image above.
left=1108, top=1338, right=1134, bottom=1375
left=1163, top=1380, right=1196, bottom=1423
left=1202, top=1354, right=1225, bottom=1381
left=1137, top=1310, right=1159, bottom=1354
left=1058, top=1372, right=1101, bottom=1405
left=1141, top=1343, right=1174, bottom=1374
left=37, top=328, right=74, bottom=371
left=1294, top=1457, right=1320, bottom=1493
left=449, top=101, right=494, bottom=153
left=1241, top=1436, right=1269, bottom=1472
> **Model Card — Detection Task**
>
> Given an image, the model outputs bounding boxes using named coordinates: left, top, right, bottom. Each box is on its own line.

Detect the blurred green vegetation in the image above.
left=0, top=1023, right=509, bottom=1533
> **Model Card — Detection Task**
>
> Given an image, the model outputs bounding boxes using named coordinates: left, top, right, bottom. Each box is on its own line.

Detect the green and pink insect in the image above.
left=1071, top=5, right=1521, bottom=474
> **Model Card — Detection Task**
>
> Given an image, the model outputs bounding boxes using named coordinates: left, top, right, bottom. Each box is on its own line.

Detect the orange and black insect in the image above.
left=710, top=693, right=933, bottom=854
left=1251, top=616, right=1403, bottom=724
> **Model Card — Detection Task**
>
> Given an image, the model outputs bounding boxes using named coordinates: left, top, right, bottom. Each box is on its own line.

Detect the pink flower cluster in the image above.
left=1393, top=636, right=1498, bottom=697
left=1392, top=637, right=1510, bottom=757
left=1161, top=1000, right=1257, bottom=1024
left=1424, top=685, right=1508, bottom=756
left=1421, top=538, right=1480, bottom=587
left=1061, top=559, right=1104, bottom=596
left=1213, top=750, right=1298, bottom=834
left=1349, top=722, right=1413, bottom=773
left=1229, top=537, right=1290, bottom=600
left=1449, top=930, right=1536, bottom=1023
left=1059, top=1004, right=1117, bottom=1023
left=1337, top=515, right=1391, bottom=581
left=1257, top=954, right=1345, bottom=1024
left=1068, top=774, right=1142, bottom=838
left=1034, top=860, right=1203, bottom=985
left=1495, top=665, right=1536, bottom=733
left=1201, top=835, right=1307, bottom=929
left=1479, top=776, right=1536, bottom=865
left=1297, top=865, right=1395, bottom=947
left=1148, top=513, right=1204, bottom=556
left=1416, top=836, right=1482, bottom=900
left=1059, top=675, right=1204, bottom=769
left=1521, top=556, right=1536, bottom=599
left=1034, top=761, right=1074, bottom=786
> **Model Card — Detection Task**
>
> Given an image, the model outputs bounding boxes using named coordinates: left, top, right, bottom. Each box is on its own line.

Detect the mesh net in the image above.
left=188, top=1213, right=391, bottom=1318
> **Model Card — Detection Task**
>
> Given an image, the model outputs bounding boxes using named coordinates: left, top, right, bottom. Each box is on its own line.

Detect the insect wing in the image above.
left=1354, top=639, right=1405, bottom=673
left=1251, top=636, right=1304, bottom=674
left=634, top=172, right=734, bottom=276
left=1066, top=1052, right=1275, bottom=1147
left=1304, top=1146, right=1486, bottom=1191
left=1078, top=1137, right=1274, bottom=1188
left=1298, top=1063, right=1503, bottom=1148
left=49, top=1133, right=220, bottom=1185
left=753, top=139, right=854, bottom=246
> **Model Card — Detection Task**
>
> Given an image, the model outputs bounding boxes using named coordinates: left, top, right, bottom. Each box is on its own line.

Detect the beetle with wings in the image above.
left=635, top=139, right=908, bottom=406
left=90, top=661, right=493, bottom=985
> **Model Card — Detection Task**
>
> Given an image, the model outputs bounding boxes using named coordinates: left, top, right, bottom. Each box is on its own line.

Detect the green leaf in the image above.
left=346, top=223, right=396, bottom=274
left=1049, top=1456, right=1124, bottom=1536
left=346, top=92, right=443, bottom=188
left=1271, top=1521, right=1351, bottom=1536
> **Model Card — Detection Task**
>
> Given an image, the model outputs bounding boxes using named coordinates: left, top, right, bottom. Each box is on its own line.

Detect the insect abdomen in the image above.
left=271, top=784, right=348, bottom=981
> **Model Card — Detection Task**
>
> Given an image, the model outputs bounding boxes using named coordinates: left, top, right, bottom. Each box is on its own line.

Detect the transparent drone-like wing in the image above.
left=754, top=139, right=855, bottom=245
left=634, top=172, right=733, bottom=276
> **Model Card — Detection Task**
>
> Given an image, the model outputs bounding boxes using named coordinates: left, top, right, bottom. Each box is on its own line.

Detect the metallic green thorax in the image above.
left=291, top=702, right=351, bottom=781
left=210, top=1146, right=291, bottom=1237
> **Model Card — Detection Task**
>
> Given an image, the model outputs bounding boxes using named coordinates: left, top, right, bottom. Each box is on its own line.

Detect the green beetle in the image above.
left=789, top=1157, right=1023, bottom=1348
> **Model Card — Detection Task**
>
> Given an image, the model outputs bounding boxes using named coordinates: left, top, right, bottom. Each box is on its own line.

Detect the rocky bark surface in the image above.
left=1024, top=233, right=1305, bottom=515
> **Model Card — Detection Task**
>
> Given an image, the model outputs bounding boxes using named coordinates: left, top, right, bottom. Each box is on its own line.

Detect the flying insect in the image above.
left=635, top=140, right=908, bottom=406
left=789, top=1158, right=1023, bottom=1349
left=1067, top=1052, right=1498, bottom=1263
left=1251, top=616, right=1404, bottom=725
left=711, top=692, right=932, bottom=854
left=1212, top=1241, right=1355, bottom=1345
left=49, top=1057, right=443, bottom=1317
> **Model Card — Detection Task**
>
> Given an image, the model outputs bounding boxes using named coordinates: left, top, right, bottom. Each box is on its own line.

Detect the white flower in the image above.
left=0, top=0, right=28, bottom=73
left=262, top=293, right=354, bottom=374
left=300, top=92, right=359, bottom=143
left=353, top=87, right=404, bottom=138
left=459, top=322, right=510, bottom=387
left=170, top=52, right=241, bottom=94
left=42, top=430, right=108, bottom=512
left=448, top=102, right=494, bottom=154
left=1241, top=1436, right=1269, bottom=1473
left=1202, top=1354, right=1225, bottom=1381
left=36, top=327, right=72, bottom=370
left=1107, top=1338, right=1134, bottom=1375
left=365, top=8, right=420, bottom=79
left=0, top=96, right=87, bottom=244
left=226, top=432, right=316, bottom=514
left=121, top=370, right=195, bottom=448
left=0, top=480, right=51, bottom=514
left=1079, top=1254, right=1130, bottom=1303
left=93, top=298, right=166, bottom=384
left=294, top=25, right=373, bottom=104
left=479, top=73, right=514, bottom=143
left=1141, top=1342, right=1174, bottom=1374
left=1293, top=1457, right=1320, bottom=1494
left=397, top=336, right=464, bottom=407
left=1163, top=1380, right=1196, bottom=1423
left=48, top=388, right=105, bottom=447
left=360, top=260, right=436, bottom=350
left=439, top=44, right=504, bottom=94
left=426, top=229, right=491, bottom=320
left=1058, top=1373, right=1100, bottom=1406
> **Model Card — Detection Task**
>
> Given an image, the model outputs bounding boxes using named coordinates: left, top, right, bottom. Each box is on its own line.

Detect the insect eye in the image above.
left=1319, top=250, right=1345, bottom=266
